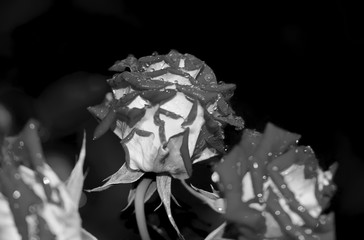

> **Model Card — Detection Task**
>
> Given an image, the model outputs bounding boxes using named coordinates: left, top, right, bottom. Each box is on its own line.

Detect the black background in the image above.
left=1, top=0, right=363, bottom=239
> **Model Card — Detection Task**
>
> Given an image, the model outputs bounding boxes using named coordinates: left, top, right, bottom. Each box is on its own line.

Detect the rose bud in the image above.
left=210, top=123, right=337, bottom=240
left=0, top=120, right=95, bottom=240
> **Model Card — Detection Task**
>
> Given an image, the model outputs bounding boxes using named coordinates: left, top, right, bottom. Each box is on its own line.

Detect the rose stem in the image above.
left=135, top=178, right=152, bottom=240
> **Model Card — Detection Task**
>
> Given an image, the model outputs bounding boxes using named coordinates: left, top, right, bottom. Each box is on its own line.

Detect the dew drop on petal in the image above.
left=304, top=229, right=312, bottom=234
left=272, top=166, right=279, bottom=171
left=211, top=172, right=220, bottom=182
left=253, top=162, right=259, bottom=169
left=285, top=225, right=292, bottom=231
left=43, top=177, right=50, bottom=185
left=204, top=74, right=213, bottom=81
left=29, top=123, right=35, bottom=129
left=298, top=235, right=305, bottom=240
left=319, top=216, right=327, bottom=224
left=12, top=190, right=21, bottom=199
left=29, top=205, right=37, bottom=213
left=267, top=152, right=273, bottom=157
left=298, top=206, right=305, bottom=212
left=281, top=184, right=286, bottom=189
left=275, top=210, right=281, bottom=215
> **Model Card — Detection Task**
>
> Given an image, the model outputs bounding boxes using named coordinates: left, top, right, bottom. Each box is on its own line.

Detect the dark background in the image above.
left=1, top=0, right=363, bottom=239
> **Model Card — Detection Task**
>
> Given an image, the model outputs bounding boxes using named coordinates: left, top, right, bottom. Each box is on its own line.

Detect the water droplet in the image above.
left=298, top=235, right=305, bottom=240
left=211, top=172, right=220, bottom=182
left=281, top=184, right=287, bottom=189
left=257, top=193, right=263, bottom=198
left=29, top=123, right=35, bottom=129
left=267, top=152, right=272, bottom=157
left=12, top=190, right=21, bottom=199
left=253, top=162, right=258, bottom=169
left=218, top=207, right=223, bottom=212
left=304, top=229, right=312, bottom=234
left=43, top=177, right=50, bottom=185
left=19, top=141, right=24, bottom=147
left=204, top=74, right=213, bottom=80
left=319, top=216, right=326, bottom=224
left=298, top=206, right=305, bottom=212
left=262, top=175, right=267, bottom=180
left=14, top=173, right=21, bottom=180
left=29, top=205, right=37, bottom=213
left=275, top=210, right=281, bottom=215
left=272, top=166, right=278, bottom=171
left=285, top=225, right=292, bottom=231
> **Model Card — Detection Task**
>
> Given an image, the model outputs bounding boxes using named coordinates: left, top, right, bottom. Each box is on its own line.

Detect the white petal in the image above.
left=146, top=61, right=169, bottom=71
left=282, top=164, right=321, bottom=217
left=125, top=131, right=159, bottom=172
left=0, top=194, right=21, bottom=240
left=113, top=86, right=132, bottom=100
left=127, top=95, right=148, bottom=109
left=160, top=92, right=192, bottom=119
left=183, top=69, right=200, bottom=79
left=159, top=116, right=183, bottom=142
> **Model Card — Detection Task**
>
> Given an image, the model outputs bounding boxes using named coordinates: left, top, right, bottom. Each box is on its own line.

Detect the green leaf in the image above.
left=181, top=180, right=225, bottom=214
left=86, top=163, right=144, bottom=192
left=65, top=131, right=86, bottom=204
left=156, top=175, right=184, bottom=240
left=204, top=222, right=227, bottom=240
left=81, top=229, right=98, bottom=240
left=121, top=181, right=157, bottom=212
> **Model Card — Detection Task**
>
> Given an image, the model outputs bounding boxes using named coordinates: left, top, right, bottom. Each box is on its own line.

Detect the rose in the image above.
left=0, top=120, right=95, bottom=240
left=88, top=50, right=244, bottom=238
left=209, top=123, right=336, bottom=240
left=88, top=50, right=244, bottom=183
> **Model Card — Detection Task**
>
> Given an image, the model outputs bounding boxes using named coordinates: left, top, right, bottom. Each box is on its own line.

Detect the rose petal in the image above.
left=93, top=109, right=116, bottom=140
left=109, top=55, right=139, bottom=72
left=160, top=92, right=193, bottom=119
left=140, top=89, right=177, bottom=105
left=180, top=128, right=192, bottom=176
